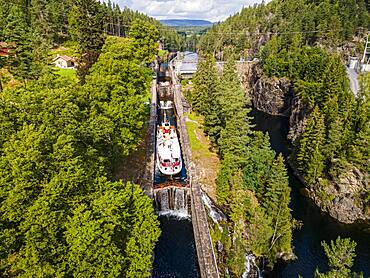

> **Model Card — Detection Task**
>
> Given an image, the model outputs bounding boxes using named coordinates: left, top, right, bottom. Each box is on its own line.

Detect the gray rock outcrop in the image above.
left=238, top=61, right=294, bottom=117
left=306, top=167, right=370, bottom=224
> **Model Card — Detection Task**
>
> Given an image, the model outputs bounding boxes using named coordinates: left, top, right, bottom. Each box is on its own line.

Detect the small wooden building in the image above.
left=53, top=55, right=76, bottom=68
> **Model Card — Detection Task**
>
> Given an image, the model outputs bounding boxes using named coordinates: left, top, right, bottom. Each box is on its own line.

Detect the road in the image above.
left=346, top=67, right=359, bottom=98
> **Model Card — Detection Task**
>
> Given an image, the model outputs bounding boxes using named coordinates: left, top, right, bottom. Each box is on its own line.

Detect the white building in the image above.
left=53, top=55, right=76, bottom=69
left=174, top=52, right=198, bottom=79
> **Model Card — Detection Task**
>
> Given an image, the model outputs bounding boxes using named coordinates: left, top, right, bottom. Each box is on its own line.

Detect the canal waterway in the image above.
left=153, top=217, right=199, bottom=278
left=250, top=109, right=370, bottom=278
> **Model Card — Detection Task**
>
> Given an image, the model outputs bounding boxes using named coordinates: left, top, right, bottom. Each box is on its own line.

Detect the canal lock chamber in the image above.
left=152, top=64, right=200, bottom=277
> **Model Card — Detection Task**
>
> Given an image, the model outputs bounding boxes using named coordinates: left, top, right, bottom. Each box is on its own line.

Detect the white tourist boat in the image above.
left=156, top=121, right=183, bottom=176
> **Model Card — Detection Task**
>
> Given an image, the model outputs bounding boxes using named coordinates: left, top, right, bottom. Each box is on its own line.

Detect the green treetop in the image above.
left=192, top=54, right=223, bottom=145
left=315, top=237, right=363, bottom=278
left=129, top=19, right=159, bottom=64
left=263, top=154, right=293, bottom=264
left=219, top=58, right=253, bottom=159
left=296, top=106, right=326, bottom=185
left=69, top=0, right=106, bottom=84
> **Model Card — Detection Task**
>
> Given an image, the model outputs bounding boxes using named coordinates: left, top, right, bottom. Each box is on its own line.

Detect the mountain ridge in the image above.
left=159, top=19, right=213, bottom=27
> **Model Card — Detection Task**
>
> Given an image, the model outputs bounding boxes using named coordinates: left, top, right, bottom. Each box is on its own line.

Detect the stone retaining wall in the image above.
left=141, top=80, right=157, bottom=198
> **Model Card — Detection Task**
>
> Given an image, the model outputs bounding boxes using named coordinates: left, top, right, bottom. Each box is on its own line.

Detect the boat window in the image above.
left=164, top=159, right=170, bottom=163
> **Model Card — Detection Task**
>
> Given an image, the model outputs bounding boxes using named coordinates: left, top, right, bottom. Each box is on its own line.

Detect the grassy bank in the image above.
left=185, top=112, right=219, bottom=200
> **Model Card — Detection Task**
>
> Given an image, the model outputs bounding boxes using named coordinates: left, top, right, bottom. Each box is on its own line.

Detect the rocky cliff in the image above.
left=238, top=62, right=310, bottom=143
left=304, top=167, right=370, bottom=224
left=238, top=61, right=294, bottom=117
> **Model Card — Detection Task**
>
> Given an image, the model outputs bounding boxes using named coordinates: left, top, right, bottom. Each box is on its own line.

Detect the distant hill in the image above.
left=160, top=19, right=213, bottom=27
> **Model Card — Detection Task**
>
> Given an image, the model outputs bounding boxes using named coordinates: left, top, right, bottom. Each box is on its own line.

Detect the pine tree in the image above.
left=192, top=54, right=223, bottom=145
left=296, top=106, right=326, bottom=185
left=228, top=171, right=250, bottom=276
left=216, top=154, right=233, bottom=206
left=325, top=118, right=344, bottom=163
left=315, top=237, right=363, bottom=278
left=219, top=58, right=253, bottom=158
left=69, top=0, right=105, bottom=84
left=263, top=154, right=293, bottom=263
left=320, top=55, right=349, bottom=105
left=4, top=5, right=43, bottom=83
left=243, top=132, right=275, bottom=194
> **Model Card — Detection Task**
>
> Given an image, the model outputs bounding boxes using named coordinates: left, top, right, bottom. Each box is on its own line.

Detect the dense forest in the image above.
left=197, top=0, right=370, bottom=225
left=190, top=55, right=294, bottom=276
left=0, top=0, right=174, bottom=276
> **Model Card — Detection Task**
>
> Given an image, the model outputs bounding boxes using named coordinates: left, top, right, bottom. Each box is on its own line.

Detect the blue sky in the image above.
left=110, top=0, right=269, bottom=22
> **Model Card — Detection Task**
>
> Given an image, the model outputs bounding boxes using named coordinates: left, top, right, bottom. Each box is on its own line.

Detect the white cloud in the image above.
left=110, top=0, right=268, bottom=22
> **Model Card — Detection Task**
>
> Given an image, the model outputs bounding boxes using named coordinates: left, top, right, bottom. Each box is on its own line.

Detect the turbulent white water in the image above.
left=158, top=190, right=170, bottom=211
left=156, top=188, right=189, bottom=219
left=201, top=191, right=227, bottom=224
left=242, top=254, right=262, bottom=278
left=158, top=210, right=190, bottom=220
left=174, top=188, right=186, bottom=211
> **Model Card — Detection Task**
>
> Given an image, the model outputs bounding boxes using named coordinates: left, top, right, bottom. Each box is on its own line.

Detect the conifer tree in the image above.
left=325, top=118, right=344, bottom=163
left=4, top=5, right=43, bottom=83
left=315, top=237, right=363, bottom=278
left=264, top=154, right=293, bottom=263
left=69, top=0, right=105, bottom=84
left=243, top=132, right=275, bottom=194
left=216, top=154, right=233, bottom=206
left=219, top=58, right=253, bottom=158
left=296, top=106, right=326, bottom=185
left=192, top=54, right=223, bottom=145
left=320, top=55, right=349, bottom=105
left=228, top=171, right=250, bottom=276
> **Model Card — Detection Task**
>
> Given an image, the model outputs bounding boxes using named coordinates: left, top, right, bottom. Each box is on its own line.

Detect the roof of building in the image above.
left=179, top=52, right=198, bottom=73
left=53, top=55, right=74, bottom=62
left=183, top=52, right=198, bottom=62
left=0, top=42, right=14, bottom=57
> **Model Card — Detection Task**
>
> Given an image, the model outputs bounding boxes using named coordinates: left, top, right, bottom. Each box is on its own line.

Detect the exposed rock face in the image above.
left=252, top=77, right=293, bottom=116
left=239, top=62, right=294, bottom=117
left=305, top=167, right=370, bottom=224
left=287, top=97, right=311, bottom=143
